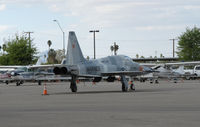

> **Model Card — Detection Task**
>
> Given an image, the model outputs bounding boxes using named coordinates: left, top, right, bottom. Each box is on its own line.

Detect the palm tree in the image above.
left=113, top=42, right=119, bottom=55
left=136, top=54, right=139, bottom=58
left=47, top=40, right=52, bottom=50
left=110, top=45, right=114, bottom=55
left=160, top=53, right=164, bottom=58
left=110, top=42, right=119, bottom=55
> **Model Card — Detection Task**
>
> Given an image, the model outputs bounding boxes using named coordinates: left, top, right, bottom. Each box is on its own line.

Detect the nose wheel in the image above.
left=120, top=75, right=129, bottom=92
left=130, top=81, right=135, bottom=91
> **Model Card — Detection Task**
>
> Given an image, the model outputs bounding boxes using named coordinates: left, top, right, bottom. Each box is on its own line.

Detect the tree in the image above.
left=47, top=49, right=58, bottom=64
left=0, top=55, right=9, bottom=65
left=160, top=54, right=164, bottom=58
left=110, top=42, right=119, bottom=55
left=2, top=44, right=6, bottom=54
left=0, top=45, right=2, bottom=56
left=47, top=40, right=52, bottom=50
left=110, top=45, right=114, bottom=55
left=177, top=26, right=200, bottom=61
left=55, top=49, right=65, bottom=63
left=136, top=54, right=139, bottom=58
left=0, top=34, right=37, bottom=65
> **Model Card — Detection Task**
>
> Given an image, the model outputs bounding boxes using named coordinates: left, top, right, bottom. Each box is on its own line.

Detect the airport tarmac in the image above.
left=0, top=80, right=200, bottom=127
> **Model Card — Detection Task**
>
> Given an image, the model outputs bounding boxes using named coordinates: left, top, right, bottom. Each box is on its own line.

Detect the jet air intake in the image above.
left=92, top=77, right=102, bottom=82
left=106, top=76, right=115, bottom=82
left=53, top=67, right=69, bottom=75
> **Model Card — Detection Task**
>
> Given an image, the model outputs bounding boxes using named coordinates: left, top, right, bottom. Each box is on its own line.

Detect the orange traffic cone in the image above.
left=43, top=84, right=48, bottom=95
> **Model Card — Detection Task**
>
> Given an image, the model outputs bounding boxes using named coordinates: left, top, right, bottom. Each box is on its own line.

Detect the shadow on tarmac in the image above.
left=49, top=87, right=194, bottom=95
left=51, top=90, right=126, bottom=95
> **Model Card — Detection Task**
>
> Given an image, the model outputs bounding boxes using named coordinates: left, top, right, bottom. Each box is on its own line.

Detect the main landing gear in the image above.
left=16, top=81, right=23, bottom=86
left=120, top=76, right=135, bottom=92
left=70, top=76, right=77, bottom=92
left=120, top=75, right=128, bottom=92
left=70, top=75, right=135, bottom=92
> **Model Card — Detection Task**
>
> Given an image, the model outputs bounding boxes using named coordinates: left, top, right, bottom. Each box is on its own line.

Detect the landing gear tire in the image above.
left=16, top=82, right=20, bottom=86
left=20, top=81, right=23, bottom=84
left=5, top=81, right=9, bottom=85
left=122, top=83, right=128, bottom=92
left=38, top=81, right=42, bottom=85
left=174, top=78, right=177, bottom=83
left=155, top=79, right=159, bottom=84
left=150, top=78, right=153, bottom=84
left=70, top=76, right=77, bottom=92
left=130, top=84, right=135, bottom=91
left=70, top=82, right=77, bottom=92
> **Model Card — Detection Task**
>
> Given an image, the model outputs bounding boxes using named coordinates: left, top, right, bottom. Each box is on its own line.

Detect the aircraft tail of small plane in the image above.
left=173, top=65, right=185, bottom=75
left=66, top=31, right=86, bottom=65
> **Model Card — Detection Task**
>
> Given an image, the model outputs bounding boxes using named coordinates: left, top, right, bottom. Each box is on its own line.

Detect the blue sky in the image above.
left=0, top=0, right=200, bottom=58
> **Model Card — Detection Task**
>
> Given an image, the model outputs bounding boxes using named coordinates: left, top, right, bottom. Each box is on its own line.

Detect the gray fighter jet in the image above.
left=47, top=31, right=152, bottom=92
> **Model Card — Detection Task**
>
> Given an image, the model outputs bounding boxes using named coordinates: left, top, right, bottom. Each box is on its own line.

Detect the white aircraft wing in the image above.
left=139, top=63, right=157, bottom=67
left=30, top=64, right=62, bottom=68
left=165, top=61, right=200, bottom=66
left=0, top=65, right=22, bottom=71
left=141, top=61, right=200, bottom=68
left=0, top=66, right=22, bottom=69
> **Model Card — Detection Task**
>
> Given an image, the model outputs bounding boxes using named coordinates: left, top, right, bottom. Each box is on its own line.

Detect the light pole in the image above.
left=24, top=31, right=33, bottom=49
left=53, top=20, right=65, bottom=55
left=89, top=30, right=99, bottom=59
left=170, top=38, right=177, bottom=58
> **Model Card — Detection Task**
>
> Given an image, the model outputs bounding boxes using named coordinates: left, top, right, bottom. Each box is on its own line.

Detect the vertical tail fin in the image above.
left=174, top=65, right=185, bottom=74
left=66, top=31, right=86, bottom=65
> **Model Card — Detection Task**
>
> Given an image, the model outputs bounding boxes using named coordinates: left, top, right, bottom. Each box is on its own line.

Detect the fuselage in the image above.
left=77, top=55, right=141, bottom=76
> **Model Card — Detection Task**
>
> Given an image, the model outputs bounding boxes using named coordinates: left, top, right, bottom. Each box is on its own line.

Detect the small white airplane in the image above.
left=0, top=66, right=21, bottom=84
left=11, top=68, right=55, bottom=86
left=31, top=31, right=153, bottom=92
left=0, top=66, right=21, bottom=72
left=0, top=65, right=55, bottom=86
left=141, top=62, right=200, bottom=83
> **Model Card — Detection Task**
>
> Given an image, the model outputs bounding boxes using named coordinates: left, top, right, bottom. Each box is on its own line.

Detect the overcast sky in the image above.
left=0, top=0, right=200, bottom=58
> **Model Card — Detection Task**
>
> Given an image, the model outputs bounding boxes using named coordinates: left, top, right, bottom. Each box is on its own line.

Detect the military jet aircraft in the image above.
left=31, top=31, right=152, bottom=92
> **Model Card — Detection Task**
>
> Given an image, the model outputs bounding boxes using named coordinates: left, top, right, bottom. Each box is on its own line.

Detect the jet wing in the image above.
left=78, top=74, right=101, bottom=78
left=101, top=71, right=146, bottom=76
